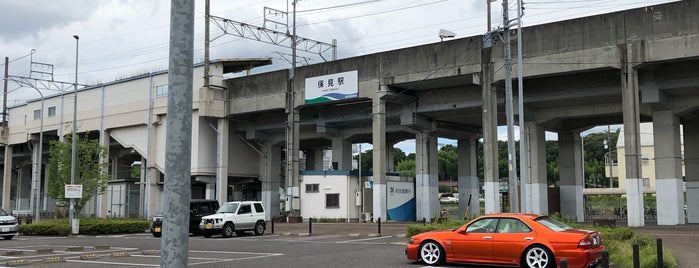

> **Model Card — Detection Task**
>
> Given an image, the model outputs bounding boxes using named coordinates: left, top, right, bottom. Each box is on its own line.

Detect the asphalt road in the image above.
left=0, top=232, right=418, bottom=268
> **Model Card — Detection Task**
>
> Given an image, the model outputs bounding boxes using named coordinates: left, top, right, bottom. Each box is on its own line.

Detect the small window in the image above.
left=253, top=203, right=264, bottom=213
left=466, top=218, right=498, bottom=233
left=48, top=106, right=56, bottom=117
left=326, top=193, right=340, bottom=208
left=33, top=109, right=41, bottom=119
left=156, top=84, right=168, bottom=98
left=306, top=183, right=319, bottom=193
left=238, top=204, right=251, bottom=214
left=496, top=218, right=532, bottom=233
left=643, top=178, right=650, bottom=188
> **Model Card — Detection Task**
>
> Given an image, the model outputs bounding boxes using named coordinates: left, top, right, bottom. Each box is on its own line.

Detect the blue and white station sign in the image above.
left=305, top=70, right=358, bottom=104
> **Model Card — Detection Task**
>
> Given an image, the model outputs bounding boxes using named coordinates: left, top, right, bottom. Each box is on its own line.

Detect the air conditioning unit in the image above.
left=360, top=212, right=373, bottom=222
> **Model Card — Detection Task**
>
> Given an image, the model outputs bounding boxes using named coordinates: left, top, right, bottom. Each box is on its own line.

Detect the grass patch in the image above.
left=19, top=218, right=150, bottom=236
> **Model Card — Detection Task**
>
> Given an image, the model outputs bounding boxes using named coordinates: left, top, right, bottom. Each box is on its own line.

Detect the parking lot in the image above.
left=0, top=222, right=413, bottom=268
left=1, top=222, right=698, bottom=267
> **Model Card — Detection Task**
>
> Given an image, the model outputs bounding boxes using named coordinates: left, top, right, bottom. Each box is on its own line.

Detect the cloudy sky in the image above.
left=0, top=0, right=675, bottom=152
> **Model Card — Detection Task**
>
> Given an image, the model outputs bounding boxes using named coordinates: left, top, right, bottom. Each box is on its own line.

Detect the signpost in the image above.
left=65, top=185, right=82, bottom=234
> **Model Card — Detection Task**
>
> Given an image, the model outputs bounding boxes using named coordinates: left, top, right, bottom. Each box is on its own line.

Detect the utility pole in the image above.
left=3, top=57, right=8, bottom=128
left=161, top=0, right=194, bottom=266
left=502, top=0, right=519, bottom=212
left=516, top=0, right=527, bottom=213
left=204, top=0, right=210, bottom=88
left=285, top=0, right=300, bottom=217
left=70, top=35, right=79, bottom=235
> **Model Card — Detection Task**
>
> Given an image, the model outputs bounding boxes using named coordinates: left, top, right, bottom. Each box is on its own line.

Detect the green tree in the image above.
left=396, top=158, right=416, bottom=177
left=438, top=145, right=457, bottom=181
left=47, top=133, right=110, bottom=215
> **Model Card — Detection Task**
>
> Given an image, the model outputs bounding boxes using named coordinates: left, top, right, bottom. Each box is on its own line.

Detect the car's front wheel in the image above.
left=419, top=241, right=444, bottom=265
left=522, top=245, right=553, bottom=268
left=222, top=223, right=234, bottom=238
left=254, top=221, right=265, bottom=236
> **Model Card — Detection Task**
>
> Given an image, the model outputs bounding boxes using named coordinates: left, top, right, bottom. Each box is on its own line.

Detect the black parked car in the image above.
left=151, top=199, right=219, bottom=237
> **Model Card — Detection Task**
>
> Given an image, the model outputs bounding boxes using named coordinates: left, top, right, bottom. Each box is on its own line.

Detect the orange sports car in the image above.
left=406, top=213, right=604, bottom=268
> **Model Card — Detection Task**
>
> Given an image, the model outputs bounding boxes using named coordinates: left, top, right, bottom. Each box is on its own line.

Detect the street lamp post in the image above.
left=70, top=34, right=79, bottom=235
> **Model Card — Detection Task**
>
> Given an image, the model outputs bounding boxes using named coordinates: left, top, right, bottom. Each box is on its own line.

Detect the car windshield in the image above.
left=216, top=203, right=239, bottom=214
left=535, top=216, right=573, bottom=232
left=0, top=208, right=7, bottom=216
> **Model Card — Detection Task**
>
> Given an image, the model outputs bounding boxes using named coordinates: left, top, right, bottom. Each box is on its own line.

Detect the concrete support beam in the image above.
left=372, top=88, right=387, bottom=221
left=457, top=138, right=480, bottom=218
left=217, top=119, right=230, bottom=205
left=400, top=105, right=430, bottom=130
left=558, top=132, right=584, bottom=222
left=652, top=111, right=684, bottom=225
left=416, top=132, right=439, bottom=221
left=685, top=119, right=699, bottom=224
left=261, top=144, right=282, bottom=220
left=621, top=43, right=645, bottom=227
left=331, top=136, right=352, bottom=170
left=2, top=145, right=12, bottom=211
left=481, top=46, right=500, bottom=214
left=641, top=69, right=671, bottom=110
left=526, top=121, right=548, bottom=215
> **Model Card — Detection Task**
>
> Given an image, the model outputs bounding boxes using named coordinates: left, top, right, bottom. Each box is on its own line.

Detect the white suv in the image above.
left=199, top=201, right=266, bottom=238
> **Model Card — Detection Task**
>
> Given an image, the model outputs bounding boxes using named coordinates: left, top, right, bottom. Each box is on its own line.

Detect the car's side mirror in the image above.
left=458, top=229, right=467, bottom=234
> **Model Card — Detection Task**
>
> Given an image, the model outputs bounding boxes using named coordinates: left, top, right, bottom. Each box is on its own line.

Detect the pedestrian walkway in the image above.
left=268, top=221, right=410, bottom=237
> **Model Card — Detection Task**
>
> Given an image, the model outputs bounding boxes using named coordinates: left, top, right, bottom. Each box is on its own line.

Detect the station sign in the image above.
left=305, top=70, right=358, bottom=104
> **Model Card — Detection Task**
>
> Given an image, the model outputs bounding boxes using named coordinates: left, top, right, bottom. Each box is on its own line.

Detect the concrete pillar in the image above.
left=386, top=143, right=395, bottom=173
left=621, top=43, right=645, bottom=227
left=29, top=140, right=39, bottom=216
left=416, top=132, right=439, bottom=221
left=145, top=122, right=161, bottom=220
left=261, top=144, right=282, bottom=220
left=526, top=121, right=548, bottom=214
left=652, top=111, right=684, bottom=225
left=558, top=132, right=585, bottom=222
left=305, top=149, right=323, bottom=170
left=217, top=118, right=229, bottom=205
left=331, top=136, right=352, bottom=170
left=97, top=130, right=110, bottom=218
left=372, top=88, right=387, bottom=221
left=457, top=138, right=480, bottom=218
left=2, top=145, right=12, bottom=211
left=481, top=46, right=500, bottom=214
left=685, top=119, right=699, bottom=224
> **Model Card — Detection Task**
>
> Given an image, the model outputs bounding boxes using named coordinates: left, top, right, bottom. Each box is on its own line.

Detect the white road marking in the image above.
left=67, top=259, right=159, bottom=267
left=336, top=236, right=394, bottom=243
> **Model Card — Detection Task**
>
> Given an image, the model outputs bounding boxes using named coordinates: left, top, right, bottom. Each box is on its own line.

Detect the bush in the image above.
left=19, top=218, right=150, bottom=236
left=406, top=219, right=467, bottom=237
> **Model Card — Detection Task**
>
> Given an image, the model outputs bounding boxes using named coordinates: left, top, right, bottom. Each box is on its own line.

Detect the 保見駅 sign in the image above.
left=305, top=70, right=358, bottom=104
